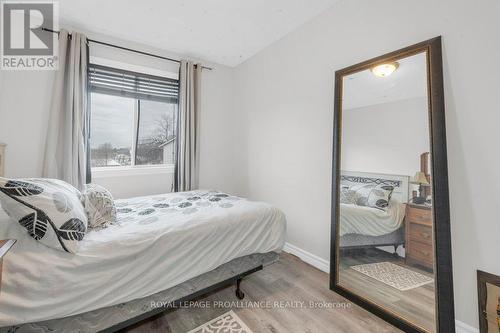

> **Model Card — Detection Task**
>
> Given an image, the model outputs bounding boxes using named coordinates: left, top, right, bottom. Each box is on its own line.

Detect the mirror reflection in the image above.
left=338, top=52, right=435, bottom=332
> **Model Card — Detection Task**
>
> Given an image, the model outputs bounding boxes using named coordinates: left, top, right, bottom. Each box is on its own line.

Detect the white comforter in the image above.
left=0, top=190, right=286, bottom=326
left=340, top=200, right=405, bottom=236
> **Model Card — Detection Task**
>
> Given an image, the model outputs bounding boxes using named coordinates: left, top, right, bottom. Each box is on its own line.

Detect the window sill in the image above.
left=92, top=165, right=175, bottom=178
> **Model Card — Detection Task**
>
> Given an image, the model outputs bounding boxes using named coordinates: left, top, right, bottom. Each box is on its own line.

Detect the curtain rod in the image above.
left=41, top=27, right=213, bottom=70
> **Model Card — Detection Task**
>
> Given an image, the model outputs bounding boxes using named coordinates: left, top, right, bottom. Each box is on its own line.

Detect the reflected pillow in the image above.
left=83, top=183, right=116, bottom=229
left=0, top=177, right=87, bottom=253
left=351, top=184, right=394, bottom=210
left=340, top=186, right=356, bottom=204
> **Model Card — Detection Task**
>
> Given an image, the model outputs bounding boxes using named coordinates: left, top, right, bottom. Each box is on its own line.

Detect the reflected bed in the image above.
left=339, top=171, right=409, bottom=250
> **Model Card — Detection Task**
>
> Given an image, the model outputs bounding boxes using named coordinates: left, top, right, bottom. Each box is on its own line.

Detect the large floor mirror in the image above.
left=330, top=37, right=455, bottom=332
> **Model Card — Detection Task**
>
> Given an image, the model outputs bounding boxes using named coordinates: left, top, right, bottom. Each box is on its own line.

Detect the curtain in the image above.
left=42, top=30, right=90, bottom=190
left=175, top=60, right=202, bottom=192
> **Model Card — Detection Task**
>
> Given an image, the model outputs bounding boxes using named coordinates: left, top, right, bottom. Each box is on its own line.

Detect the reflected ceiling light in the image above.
left=371, top=62, right=399, bottom=77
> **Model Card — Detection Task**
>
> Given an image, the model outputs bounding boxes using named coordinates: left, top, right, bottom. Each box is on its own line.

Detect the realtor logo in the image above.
left=1, top=0, right=59, bottom=70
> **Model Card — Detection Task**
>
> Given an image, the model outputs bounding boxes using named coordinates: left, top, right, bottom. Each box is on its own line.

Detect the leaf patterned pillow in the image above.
left=83, top=183, right=116, bottom=229
left=0, top=177, right=88, bottom=253
left=350, top=184, right=394, bottom=210
left=366, top=185, right=394, bottom=210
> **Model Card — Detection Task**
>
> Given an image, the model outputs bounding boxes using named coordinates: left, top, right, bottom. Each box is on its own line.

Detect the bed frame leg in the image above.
left=235, top=278, right=245, bottom=300
left=393, top=245, right=399, bottom=257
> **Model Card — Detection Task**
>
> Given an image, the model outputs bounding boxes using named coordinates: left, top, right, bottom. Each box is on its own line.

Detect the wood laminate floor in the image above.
left=339, top=249, right=435, bottom=332
left=122, top=252, right=404, bottom=333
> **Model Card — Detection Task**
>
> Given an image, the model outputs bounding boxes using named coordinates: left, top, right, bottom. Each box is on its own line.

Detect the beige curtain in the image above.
left=43, top=30, right=89, bottom=190
left=175, top=60, right=201, bottom=192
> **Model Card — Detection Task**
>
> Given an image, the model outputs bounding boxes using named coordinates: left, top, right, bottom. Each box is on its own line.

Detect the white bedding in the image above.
left=340, top=200, right=406, bottom=237
left=0, top=190, right=286, bottom=326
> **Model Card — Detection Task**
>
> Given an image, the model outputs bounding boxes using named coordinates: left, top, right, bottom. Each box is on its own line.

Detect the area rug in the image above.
left=187, top=310, right=253, bottom=333
left=350, top=262, right=434, bottom=291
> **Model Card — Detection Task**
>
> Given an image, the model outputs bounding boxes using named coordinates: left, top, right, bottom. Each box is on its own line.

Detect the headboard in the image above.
left=340, top=170, right=410, bottom=203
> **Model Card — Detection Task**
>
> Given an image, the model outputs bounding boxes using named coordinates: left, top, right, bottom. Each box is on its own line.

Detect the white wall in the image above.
left=342, top=97, right=429, bottom=178
left=198, top=65, right=239, bottom=194
left=233, top=0, right=500, bottom=329
left=91, top=169, right=174, bottom=199
left=0, top=70, right=54, bottom=178
left=0, top=28, right=237, bottom=199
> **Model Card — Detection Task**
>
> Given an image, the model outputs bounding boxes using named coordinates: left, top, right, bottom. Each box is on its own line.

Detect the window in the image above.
left=90, top=94, right=135, bottom=167
left=89, top=64, right=179, bottom=169
left=136, top=100, right=177, bottom=166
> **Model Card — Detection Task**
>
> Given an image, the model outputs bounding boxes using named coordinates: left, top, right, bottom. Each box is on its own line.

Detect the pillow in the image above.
left=350, top=183, right=394, bottom=210
left=0, top=177, right=87, bottom=253
left=339, top=186, right=356, bottom=204
left=83, top=183, right=116, bottom=229
left=367, top=185, right=394, bottom=210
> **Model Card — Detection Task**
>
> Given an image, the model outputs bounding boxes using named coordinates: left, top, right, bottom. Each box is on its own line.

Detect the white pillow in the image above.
left=0, top=177, right=88, bottom=253
left=350, top=183, right=394, bottom=210
left=83, top=183, right=116, bottom=229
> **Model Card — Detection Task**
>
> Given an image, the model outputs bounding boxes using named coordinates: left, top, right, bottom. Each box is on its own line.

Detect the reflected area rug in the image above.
left=350, top=261, right=433, bottom=291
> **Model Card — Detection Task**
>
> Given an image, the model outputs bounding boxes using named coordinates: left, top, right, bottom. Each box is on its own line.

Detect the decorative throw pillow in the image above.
left=366, top=185, right=394, bottom=210
left=0, top=177, right=87, bottom=253
left=339, top=186, right=356, bottom=204
left=349, top=184, right=374, bottom=206
left=350, top=184, right=394, bottom=210
left=83, top=183, right=116, bottom=229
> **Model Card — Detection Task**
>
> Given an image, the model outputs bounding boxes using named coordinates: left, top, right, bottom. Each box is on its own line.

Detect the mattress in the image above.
left=339, top=200, right=405, bottom=237
left=0, top=190, right=286, bottom=326
left=3, top=252, right=279, bottom=333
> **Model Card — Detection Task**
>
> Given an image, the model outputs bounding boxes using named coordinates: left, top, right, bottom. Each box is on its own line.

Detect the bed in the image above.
left=339, top=171, right=409, bottom=251
left=0, top=190, right=286, bottom=332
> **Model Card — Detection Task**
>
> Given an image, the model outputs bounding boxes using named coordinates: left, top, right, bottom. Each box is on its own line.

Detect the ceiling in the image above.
left=58, top=0, right=339, bottom=67
left=342, top=52, right=428, bottom=110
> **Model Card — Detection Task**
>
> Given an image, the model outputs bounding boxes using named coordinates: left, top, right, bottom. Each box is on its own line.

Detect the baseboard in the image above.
left=282, top=242, right=477, bottom=333
left=455, top=320, right=479, bottom=333
left=283, top=242, right=329, bottom=273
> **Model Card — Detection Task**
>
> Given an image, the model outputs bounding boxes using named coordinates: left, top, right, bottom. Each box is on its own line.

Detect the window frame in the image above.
left=88, top=63, right=179, bottom=175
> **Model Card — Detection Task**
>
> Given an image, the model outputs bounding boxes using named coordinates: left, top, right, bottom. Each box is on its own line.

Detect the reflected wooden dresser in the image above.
left=0, top=239, right=16, bottom=293
left=405, top=204, right=434, bottom=270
